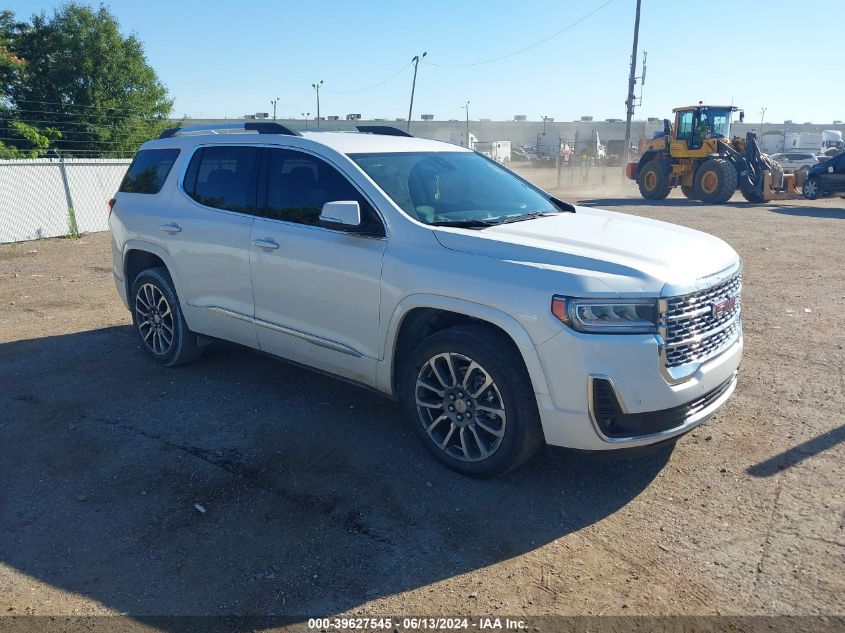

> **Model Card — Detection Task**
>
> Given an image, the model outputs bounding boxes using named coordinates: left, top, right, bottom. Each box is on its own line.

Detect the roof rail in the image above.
left=356, top=125, right=413, bottom=138
left=159, top=122, right=301, bottom=139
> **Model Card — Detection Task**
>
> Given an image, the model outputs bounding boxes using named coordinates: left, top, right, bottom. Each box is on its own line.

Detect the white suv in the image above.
left=109, top=122, right=743, bottom=476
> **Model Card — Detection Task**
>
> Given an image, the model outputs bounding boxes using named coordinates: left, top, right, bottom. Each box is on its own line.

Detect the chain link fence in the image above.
left=0, top=156, right=131, bottom=243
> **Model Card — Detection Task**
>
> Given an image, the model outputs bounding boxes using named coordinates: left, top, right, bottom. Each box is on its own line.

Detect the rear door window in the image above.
left=184, top=146, right=262, bottom=214
left=119, top=148, right=180, bottom=194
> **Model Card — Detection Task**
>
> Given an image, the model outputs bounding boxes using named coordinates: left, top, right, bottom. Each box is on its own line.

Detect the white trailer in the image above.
left=473, top=140, right=511, bottom=163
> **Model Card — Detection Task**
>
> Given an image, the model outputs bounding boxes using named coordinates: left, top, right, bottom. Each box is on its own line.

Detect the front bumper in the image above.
left=534, top=325, right=742, bottom=450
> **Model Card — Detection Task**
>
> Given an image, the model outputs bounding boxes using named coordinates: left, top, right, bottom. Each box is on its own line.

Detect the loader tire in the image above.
left=680, top=185, right=698, bottom=200
left=694, top=158, right=738, bottom=204
left=637, top=160, right=671, bottom=200
left=740, top=188, right=766, bottom=203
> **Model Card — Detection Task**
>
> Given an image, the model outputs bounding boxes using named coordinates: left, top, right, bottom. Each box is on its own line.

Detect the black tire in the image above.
left=740, top=188, right=766, bottom=203
left=637, top=160, right=671, bottom=200
left=693, top=158, right=738, bottom=203
left=680, top=185, right=698, bottom=200
left=802, top=176, right=823, bottom=200
left=130, top=267, right=202, bottom=367
left=402, top=325, right=543, bottom=477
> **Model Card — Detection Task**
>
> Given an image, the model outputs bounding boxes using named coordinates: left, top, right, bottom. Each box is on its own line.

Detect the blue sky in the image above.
left=6, top=0, right=843, bottom=123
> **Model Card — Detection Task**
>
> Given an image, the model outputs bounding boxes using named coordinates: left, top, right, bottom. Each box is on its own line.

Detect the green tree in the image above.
left=3, top=3, right=172, bottom=157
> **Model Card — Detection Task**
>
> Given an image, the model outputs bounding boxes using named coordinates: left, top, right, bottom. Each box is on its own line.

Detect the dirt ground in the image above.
left=0, top=173, right=843, bottom=629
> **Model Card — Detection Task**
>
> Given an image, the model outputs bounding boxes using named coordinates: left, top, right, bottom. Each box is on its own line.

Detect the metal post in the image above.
left=465, top=101, right=470, bottom=148
left=407, top=52, right=426, bottom=133
left=623, top=0, right=642, bottom=168
left=312, top=81, right=323, bottom=128
left=55, top=150, right=78, bottom=238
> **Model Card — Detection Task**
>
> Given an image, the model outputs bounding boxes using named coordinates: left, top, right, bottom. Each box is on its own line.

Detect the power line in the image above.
left=423, top=0, right=615, bottom=68
left=322, top=62, right=412, bottom=95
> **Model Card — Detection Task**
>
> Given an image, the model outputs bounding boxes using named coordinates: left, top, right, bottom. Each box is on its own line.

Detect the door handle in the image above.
left=252, top=238, right=280, bottom=250
left=159, top=223, right=182, bottom=234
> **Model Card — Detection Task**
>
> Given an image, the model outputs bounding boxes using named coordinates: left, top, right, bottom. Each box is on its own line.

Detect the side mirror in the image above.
left=319, top=201, right=362, bottom=231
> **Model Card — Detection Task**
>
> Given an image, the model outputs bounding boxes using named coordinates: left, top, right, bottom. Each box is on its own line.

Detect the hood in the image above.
left=432, top=206, right=739, bottom=294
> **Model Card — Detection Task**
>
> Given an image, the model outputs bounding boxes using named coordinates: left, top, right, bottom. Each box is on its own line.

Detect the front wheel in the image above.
left=403, top=325, right=543, bottom=477
left=694, top=158, right=738, bottom=203
left=802, top=176, right=823, bottom=200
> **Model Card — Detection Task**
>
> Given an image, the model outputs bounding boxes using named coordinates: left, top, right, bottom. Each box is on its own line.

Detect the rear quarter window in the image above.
left=119, top=149, right=180, bottom=194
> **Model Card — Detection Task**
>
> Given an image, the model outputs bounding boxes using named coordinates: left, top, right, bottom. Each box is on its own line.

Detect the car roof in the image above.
left=141, top=130, right=469, bottom=155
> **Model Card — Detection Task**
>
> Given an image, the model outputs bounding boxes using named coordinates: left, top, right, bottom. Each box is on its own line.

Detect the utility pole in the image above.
left=270, top=97, right=280, bottom=121
left=542, top=115, right=548, bottom=134
left=623, top=0, right=642, bottom=168
left=312, top=81, right=323, bottom=128
left=407, top=52, right=427, bottom=133
left=301, top=112, right=310, bottom=130
left=759, top=107, right=767, bottom=135
left=464, top=101, right=471, bottom=148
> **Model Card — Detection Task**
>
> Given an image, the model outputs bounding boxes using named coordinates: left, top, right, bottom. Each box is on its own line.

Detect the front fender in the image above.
left=376, top=293, right=552, bottom=397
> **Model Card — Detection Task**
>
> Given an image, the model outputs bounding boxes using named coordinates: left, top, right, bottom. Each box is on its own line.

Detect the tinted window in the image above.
left=351, top=152, right=558, bottom=225
left=119, top=149, right=179, bottom=194
left=185, top=146, right=261, bottom=213
left=263, top=149, right=383, bottom=234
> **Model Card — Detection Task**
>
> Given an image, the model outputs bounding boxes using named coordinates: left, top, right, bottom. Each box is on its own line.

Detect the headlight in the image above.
left=551, top=296, right=658, bottom=334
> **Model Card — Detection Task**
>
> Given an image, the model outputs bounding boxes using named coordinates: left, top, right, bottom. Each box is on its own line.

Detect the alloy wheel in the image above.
left=415, top=352, right=507, bottom=462
left=135, top=282, right=175, bottom=355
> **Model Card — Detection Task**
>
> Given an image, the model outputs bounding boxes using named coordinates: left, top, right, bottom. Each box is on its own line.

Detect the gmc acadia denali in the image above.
left=109, top=122, right=743, bottom=476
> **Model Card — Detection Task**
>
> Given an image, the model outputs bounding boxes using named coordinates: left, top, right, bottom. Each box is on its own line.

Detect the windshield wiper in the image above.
left=429, top=219, right=495, bottom=229
left=494, top=211, right=558, bottom=225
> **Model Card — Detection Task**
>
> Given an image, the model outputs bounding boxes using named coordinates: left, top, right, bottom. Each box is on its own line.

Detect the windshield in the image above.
left=350, top=151, right=561, bottom=225
left=698, top=108, right=732, bottom=138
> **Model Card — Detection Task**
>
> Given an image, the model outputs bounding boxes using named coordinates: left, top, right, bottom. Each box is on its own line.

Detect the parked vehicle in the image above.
left=473, top=140, right=511, bottom=164
left=802, top=151, right=845, bottom=199
left=605, top=139, right=626, bottom=165
left=821, top=130, right=844, bottom=154
left=770, top=152, right=818, bottom=173
left=110, top=122, right=743, bottom=476
left=512, top=146, right=536, bottom=161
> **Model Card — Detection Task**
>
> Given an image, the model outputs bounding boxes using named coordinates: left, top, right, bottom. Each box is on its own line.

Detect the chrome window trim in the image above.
left=174, top=143, right=389, bottom=237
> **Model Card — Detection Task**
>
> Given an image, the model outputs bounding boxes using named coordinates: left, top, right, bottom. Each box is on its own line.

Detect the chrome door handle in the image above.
left=159, top=223, right=182, bottom=234
left=252, top=238, right=280, bottom=250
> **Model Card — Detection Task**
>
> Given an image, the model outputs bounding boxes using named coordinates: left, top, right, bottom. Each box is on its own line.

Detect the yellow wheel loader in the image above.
left=626, top=105, right=803, bottom=203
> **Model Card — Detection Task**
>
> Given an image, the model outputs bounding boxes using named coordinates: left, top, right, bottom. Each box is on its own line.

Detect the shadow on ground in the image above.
left=747, top=424, right=845, bottom=477
left=767, top=205, right=845, bottom=219
left=0, top=326, right=670, bottom=622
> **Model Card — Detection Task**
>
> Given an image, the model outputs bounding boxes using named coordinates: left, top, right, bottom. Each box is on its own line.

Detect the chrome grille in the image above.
left=663, top=272, right=742, bottom=368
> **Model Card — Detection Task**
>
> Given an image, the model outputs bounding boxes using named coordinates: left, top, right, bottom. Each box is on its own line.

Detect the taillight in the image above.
left=108, top=198, right=115, bottom=216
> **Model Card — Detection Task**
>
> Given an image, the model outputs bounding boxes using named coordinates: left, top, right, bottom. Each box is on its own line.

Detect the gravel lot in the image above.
left=1, top=174, right=843, bottom=627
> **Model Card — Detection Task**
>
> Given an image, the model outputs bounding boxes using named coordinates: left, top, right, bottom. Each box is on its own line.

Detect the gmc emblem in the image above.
left=711, top=295, right=738, bottom=318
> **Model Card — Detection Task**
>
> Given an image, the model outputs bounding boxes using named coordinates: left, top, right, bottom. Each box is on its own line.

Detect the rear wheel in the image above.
left=680, top=185, right=698, bottom=200
left=637, top=160, right=671, bottom=200
left=802, top=176, right=823, bottom=200
left=403, top=325, right=543, bottom=477
left=694, top=158, right=738, bottom=203
left=131, top=267, right=202, bottom=367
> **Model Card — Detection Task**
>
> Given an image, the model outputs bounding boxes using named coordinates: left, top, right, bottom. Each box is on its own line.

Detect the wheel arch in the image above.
left=379, top=295, right=551, bottom=399
left=122, top=240, right=181, bottom=306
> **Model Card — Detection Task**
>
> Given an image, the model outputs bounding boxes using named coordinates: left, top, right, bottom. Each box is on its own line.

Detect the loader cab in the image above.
left=672, top=106, right=737, bottom=155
